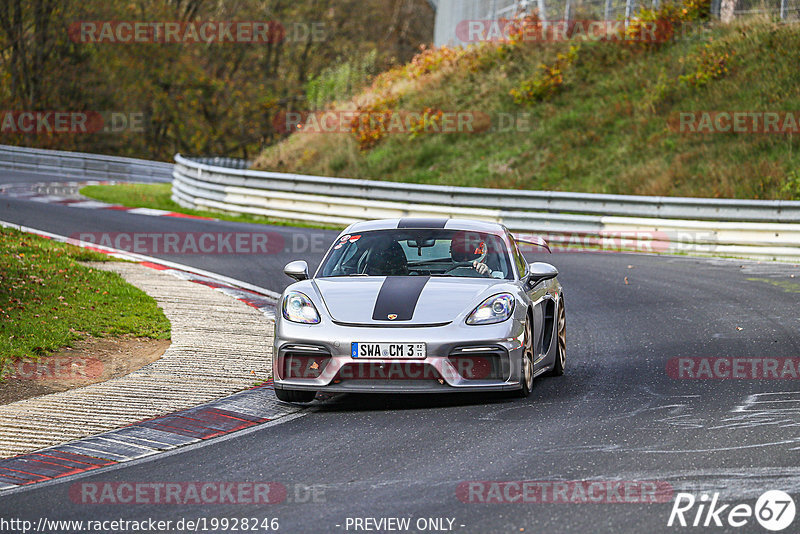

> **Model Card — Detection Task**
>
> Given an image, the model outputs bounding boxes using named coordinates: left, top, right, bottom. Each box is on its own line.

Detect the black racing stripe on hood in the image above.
left=372, top=276, right=430, bottom=321
left=397, top=218, right=448, bottom=229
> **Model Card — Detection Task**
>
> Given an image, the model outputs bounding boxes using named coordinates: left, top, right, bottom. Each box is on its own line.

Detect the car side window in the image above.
left=510, top=238, right=527, bottom=277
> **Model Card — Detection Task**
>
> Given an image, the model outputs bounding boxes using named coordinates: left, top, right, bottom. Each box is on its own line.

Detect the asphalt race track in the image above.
left=2, top=168, right=800, bottom=533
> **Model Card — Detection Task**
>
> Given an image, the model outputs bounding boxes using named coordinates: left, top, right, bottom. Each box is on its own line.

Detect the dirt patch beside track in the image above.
left=0, top=337, right=170, bottom=405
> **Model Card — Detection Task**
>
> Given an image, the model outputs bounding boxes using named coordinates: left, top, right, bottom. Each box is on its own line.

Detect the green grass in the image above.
left=0, top=227, right=170, bottom=374
left=81, top=183, right=179, bottom=212
left=80, top=183, right=344, bottom=230
left=746, top=277, right=800, bottom=293
left=254, top=17, right=800, bottom=200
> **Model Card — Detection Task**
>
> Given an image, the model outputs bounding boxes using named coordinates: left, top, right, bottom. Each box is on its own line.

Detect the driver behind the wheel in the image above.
left=449, top=232, right=491, bottom=276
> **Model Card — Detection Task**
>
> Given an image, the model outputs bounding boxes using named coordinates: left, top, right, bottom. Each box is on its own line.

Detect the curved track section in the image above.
left=1, top=167, right=800, bottom=533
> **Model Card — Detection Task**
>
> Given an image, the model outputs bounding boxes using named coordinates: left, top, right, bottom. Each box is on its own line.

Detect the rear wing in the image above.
left=513, top=235, right=551, bottom=254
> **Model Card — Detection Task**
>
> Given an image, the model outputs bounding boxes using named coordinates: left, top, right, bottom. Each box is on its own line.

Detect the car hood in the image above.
left=312, top=276, right=507, bottom=325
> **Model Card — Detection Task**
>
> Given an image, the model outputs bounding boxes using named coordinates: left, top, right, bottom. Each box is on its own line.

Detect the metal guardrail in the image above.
left=187, top=156, right=252, bottom=170
left=174, top=154, right=800, bottom=223
left=0, top=144, right=172, bottom=183
left=173, top=153, right=800, bottom=261
left=0, top=145, right=797, bottom=261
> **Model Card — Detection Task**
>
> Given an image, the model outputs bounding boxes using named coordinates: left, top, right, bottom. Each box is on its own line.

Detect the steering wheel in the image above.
left=445, top=261, right=476, bottom=272
left=445, top=244, right=489, bottom=275
left=444, top=260, right=492, bottom=277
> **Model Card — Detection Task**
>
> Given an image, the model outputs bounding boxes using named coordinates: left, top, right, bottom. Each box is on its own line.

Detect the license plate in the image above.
left=351, top=342, right=426, bottom=359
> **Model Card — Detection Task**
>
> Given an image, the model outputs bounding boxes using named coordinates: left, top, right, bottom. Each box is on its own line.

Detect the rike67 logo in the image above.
left=668, top=490, right=796, bottom=531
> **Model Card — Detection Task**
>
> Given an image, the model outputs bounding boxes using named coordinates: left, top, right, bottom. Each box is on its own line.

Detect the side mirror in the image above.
left=527, top=262, right=558, bottom=286
left=284, top=260, right=309, bottom=281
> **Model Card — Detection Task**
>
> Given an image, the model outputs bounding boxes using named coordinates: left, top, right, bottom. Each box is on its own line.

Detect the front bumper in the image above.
left=273, top=318, right=525, bottom=394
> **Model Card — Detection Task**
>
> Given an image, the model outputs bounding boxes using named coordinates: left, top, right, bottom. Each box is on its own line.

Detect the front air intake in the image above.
left=279, top=344, right=331, bottom=379
left=448, top=346, right=510, bottom=381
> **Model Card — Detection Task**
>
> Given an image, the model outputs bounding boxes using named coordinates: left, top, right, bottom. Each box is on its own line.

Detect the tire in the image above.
left=549, top=296, right=566, bottom=377
left=275, top=388, right=316, bottom=403
left=519, top=315, right=535, bottom=397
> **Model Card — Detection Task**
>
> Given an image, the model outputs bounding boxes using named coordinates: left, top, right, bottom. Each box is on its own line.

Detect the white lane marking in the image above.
left=126, top=207, right=172, bottom=216
left=28, top=195, right=69, bottom=203
left=69, top=200, right=114, bottom=209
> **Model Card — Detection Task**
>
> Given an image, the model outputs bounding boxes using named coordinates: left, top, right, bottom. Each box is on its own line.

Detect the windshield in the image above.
left=318, top=229, right=513, bottom=279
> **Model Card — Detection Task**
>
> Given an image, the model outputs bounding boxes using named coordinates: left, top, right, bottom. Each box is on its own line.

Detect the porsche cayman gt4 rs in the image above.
left=273, top=218, right=565, bottom=403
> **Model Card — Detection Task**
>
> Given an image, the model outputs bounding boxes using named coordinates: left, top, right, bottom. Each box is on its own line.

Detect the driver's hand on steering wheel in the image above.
left=472, top=261, right=490, bottom=275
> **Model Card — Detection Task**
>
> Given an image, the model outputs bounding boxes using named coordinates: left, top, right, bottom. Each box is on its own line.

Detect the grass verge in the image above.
left=0, top=226, right=171, bottom=375
left=80, top=183, right=344, bottom=230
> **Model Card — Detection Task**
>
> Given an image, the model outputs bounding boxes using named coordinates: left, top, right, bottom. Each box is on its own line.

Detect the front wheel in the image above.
left=519, top=316, right=535, bottom=397
left=275, top=388, right=316, bottom=403
left=549, top=296, right=566, bottom=376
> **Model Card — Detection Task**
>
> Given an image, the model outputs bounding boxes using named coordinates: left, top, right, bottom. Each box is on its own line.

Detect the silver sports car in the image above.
left=273, top=218, right=565, bottom=402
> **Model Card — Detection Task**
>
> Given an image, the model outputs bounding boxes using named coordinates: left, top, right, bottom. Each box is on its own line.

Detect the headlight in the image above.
left=466, top=293, right=515, bottom=325
left=282, top=291, right=321, bottom=324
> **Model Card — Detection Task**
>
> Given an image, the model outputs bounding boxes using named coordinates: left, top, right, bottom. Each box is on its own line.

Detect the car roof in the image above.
left=342, top=218, right=507, bottom=235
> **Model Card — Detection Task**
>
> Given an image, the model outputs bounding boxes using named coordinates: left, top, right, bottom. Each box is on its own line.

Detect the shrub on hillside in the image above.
left=679, top=43, right=733, bottom=87
left=625, top=0, right=712, bottom=51
left=509, top=45, right=579, bottom=104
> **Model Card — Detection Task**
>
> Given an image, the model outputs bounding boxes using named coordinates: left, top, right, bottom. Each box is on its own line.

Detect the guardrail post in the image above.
left=624, top=0, right=633, bottom=26
left=780, top=0, right=786, bottom=19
